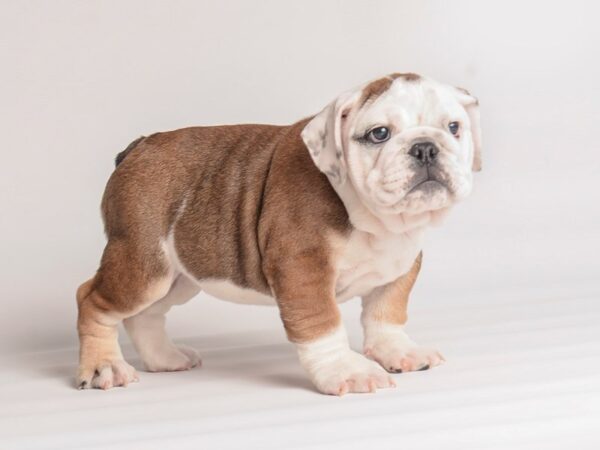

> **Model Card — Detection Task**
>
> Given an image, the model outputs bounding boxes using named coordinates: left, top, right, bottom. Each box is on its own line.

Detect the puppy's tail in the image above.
left=114, top=136, right=145, bottom=167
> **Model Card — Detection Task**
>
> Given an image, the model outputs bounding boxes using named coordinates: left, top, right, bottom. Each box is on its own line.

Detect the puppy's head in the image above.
left=302, top=73, right=481, bottom=217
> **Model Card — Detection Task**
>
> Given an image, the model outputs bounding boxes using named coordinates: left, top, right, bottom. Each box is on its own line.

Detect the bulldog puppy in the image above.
left=76, top=73, right=481, bottom=395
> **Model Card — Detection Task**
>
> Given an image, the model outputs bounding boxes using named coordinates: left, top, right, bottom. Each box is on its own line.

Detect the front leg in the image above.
left=267, top=252, right=395, bottom=396
left=361, top=253, right=445, bottom=373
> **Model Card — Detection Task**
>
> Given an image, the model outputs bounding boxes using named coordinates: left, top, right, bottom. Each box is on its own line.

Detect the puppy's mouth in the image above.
left=408, top=169, right=448, bottom=194
left=408, top=179, right=446, bottom=194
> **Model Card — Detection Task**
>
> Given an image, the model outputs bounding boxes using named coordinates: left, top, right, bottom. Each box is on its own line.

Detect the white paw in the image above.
left=177, top=345, right=202, bottom=367
left=144, top=345, right=201, bottom=372
left=308, top=350, right=396, bottom=396
left=78, top=359, right=139, bottom=390
left=365, top=342, right=445, bottom=373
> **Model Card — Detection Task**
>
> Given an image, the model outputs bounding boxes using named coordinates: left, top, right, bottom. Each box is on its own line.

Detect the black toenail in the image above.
left=390, top=367, right=403, bottom=373
left=418, top=364, right=430, bottom=371
left=78, top=381, right=88, bottom=389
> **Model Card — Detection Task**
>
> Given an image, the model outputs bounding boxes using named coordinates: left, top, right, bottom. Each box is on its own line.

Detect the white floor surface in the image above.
left=2, top=288, right=600, bottom=450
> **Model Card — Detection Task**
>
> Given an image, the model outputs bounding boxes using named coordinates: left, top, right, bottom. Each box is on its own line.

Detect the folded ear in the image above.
left=455, top=87, right=482, bottom=172
left=301, top=91, right=359, bottom=185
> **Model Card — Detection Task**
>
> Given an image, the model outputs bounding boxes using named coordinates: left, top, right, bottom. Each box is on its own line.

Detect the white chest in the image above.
left=334, top=228, right=425, bottom=302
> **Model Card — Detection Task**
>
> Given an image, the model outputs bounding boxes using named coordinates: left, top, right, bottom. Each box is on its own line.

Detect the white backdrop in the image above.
left=1, top=0, right=599, bottom=355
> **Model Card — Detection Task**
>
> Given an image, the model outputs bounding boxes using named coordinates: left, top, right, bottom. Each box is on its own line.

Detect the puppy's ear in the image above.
left=301, top=91, right=359, bottom=185
left=455, top=87, right=482, bottom=172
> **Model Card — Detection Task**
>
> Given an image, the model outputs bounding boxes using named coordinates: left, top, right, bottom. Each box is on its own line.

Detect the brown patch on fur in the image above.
left=359, top=77, right=394, bottom=108
left=390, top=72, right=421, bottom=82
left=77, top=118, right=352, bottom=379
left=358, top=72, right=422, bottom=109
left=170, top=120, right=350, bottom=296
left=361, top=252, right=422, bottom=325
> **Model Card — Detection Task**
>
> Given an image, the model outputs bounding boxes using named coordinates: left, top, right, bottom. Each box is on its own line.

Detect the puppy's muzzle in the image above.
left=406, top=140, right=449, bottom=195
left=408, top=141, right=439, bottom=166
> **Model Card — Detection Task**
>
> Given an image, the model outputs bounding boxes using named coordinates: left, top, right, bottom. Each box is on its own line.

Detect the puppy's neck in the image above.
left=333, top=179, right=451, bottom=237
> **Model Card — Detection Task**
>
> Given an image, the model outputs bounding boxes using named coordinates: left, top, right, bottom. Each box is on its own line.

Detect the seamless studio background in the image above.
left=1, top=1, right=599, bottom=448
left=1, top=0, right=598, bottom=354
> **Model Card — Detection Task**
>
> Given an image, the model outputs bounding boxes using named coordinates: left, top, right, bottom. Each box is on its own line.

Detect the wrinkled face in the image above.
left=302, top=73, right=482, bottom=218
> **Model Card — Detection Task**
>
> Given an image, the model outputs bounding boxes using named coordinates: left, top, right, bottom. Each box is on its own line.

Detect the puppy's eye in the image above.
left=448, top=121, right=460, bottom=136
left=366, top=126, right=390, bottom=144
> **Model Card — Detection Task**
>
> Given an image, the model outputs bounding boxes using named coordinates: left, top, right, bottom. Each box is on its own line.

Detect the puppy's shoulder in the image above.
left=261, top=119, right=351, bottom=253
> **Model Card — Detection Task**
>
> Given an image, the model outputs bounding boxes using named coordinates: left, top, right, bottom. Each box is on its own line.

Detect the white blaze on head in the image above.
left=302, top=73, right=482, bottom=223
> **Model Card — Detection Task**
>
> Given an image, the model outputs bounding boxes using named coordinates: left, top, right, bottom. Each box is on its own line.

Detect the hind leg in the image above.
left=76, top=239, right=174, bottom=390
left=123, top=274, right=201, bottom=372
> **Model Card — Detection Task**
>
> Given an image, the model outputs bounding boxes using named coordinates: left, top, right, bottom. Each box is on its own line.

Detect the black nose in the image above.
left=408, top=142, right=439, bottom=165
